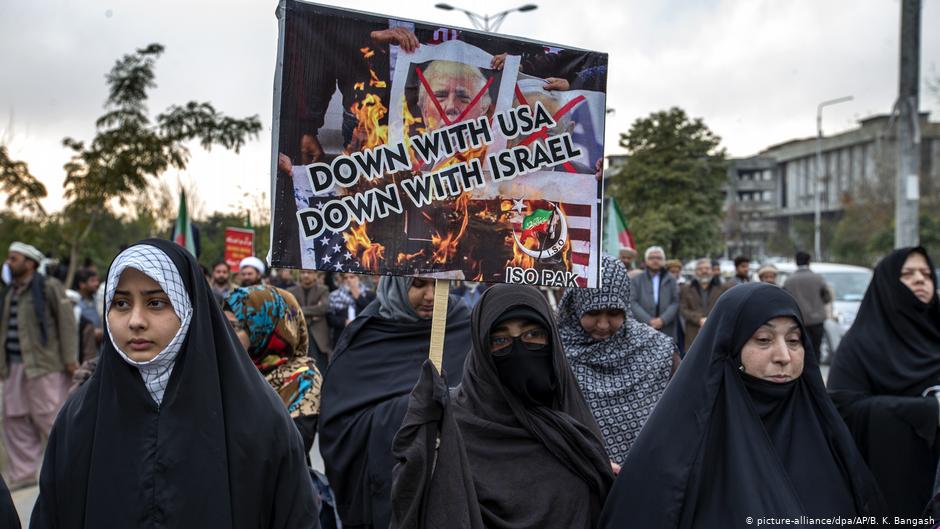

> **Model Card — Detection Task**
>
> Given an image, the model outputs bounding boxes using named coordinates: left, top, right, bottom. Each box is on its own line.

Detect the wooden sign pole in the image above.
left=428, top=279, right=450, bottom=373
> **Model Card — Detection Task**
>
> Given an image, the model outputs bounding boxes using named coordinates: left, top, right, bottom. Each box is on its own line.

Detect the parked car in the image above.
left=771, top=262, right=872, bottom=364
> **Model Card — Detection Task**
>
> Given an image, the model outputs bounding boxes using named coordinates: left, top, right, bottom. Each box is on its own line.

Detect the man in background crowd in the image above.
left=618, top=247, right=637, bottom=271
left=272, top=268, right=297, bottom=290
left=0, top=242, right=78, bottom=490
left=783, top=251, right=831, bottom=360
left=74, top=268, right=102, bottom=363
left=289, top=270, right=331, bottom=371
left=238, top=257, right=266, bottom=287
left=665, top=259, right=685, bottom=285
left=210, top=261, right=234, bottom=303
left=327, top=273, right=375, bottom=347
left=631, top=246, right=680, bottom=341
left=710, top=259, right=722, bottom=282
left=758, top=264, right=779, bottom=285
left=728, top=256, right=751, bottom=286
left=680, top=258, right=729, bottom=349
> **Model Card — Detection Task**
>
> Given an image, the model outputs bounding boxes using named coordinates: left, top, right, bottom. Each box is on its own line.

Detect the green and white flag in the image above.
left=172, top=190, right=197, bottom=256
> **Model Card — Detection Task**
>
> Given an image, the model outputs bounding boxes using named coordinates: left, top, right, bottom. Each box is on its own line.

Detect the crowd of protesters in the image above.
left=0, top=237, right=938, bottom=528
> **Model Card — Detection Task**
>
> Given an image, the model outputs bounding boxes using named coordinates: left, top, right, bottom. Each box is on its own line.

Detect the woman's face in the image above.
left=489, top=318, right=549, bottom=354
left=108, top=268, right=182, bottom=362
left=740, top=316, right=804, bottom=383
left=409, top=278, right=436, bottom=318
left=900, top=252, right=935, bottom=304
left=579, top=309, right=625, bottom=341
left=223, top=310, right=252, bottom=351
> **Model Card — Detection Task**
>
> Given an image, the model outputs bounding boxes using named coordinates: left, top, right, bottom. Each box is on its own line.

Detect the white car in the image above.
left=769, top=262, right=872, bottom=364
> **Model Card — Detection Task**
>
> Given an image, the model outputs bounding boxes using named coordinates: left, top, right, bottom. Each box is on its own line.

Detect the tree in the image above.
left=606, top=107, right=728, bottom=260
left=59, top=43, right=262, bottom=286
left=0, top=145, right=47, bottom=215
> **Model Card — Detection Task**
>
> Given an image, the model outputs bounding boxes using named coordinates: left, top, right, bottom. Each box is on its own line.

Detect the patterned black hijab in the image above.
left=558, top=255, right=674, bottom=464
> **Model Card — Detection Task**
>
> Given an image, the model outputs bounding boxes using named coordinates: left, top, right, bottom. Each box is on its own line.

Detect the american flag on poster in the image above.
left=290, top=166, right=364, bottom=272
left=562, top=203, right=594, bottom=288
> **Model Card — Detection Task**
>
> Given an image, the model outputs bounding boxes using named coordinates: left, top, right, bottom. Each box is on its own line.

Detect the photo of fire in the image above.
left=271, top=0, right=607, bottom=287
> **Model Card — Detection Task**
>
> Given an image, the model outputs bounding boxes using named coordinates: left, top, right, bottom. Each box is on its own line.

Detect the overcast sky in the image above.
left=1, top=0, right=937, bottom=216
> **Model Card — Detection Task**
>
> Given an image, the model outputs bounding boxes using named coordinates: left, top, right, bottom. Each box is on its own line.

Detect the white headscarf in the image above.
left=105, top=245, right=193, bottom=406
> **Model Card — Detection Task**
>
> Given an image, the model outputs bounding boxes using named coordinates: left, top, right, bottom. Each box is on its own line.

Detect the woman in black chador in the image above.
left=318, top=276, right=471, bottom=529
left=31, top=240, right=318, bottom=528
left=599, top=282, right=884, bottom=529
left=390, top=284, right=613, bottom=529
left=828, top=247, right=940, bottom=515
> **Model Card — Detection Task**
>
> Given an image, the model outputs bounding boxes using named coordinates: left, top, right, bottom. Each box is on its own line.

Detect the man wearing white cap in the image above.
left=238, top=256, right=266, bottom=287
left=0, top=242, right=78, bottom=490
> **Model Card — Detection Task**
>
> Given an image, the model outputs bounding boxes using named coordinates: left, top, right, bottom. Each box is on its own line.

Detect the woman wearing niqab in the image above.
left=390, top=284, right=613, bottom=529
left=558, top=255, right=676, bottom=464
left=828, top=247, right=940, bottom=515
left=318, top=276, right=471, bottom=529
left=599, top=282, right=884, bottom=529
left=30, top=239, right=318, bottom=529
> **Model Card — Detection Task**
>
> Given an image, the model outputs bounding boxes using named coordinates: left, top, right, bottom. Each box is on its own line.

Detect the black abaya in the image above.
left=599, top=283, right=884, bottom=529
left=30, top=239, right=318, bottom=529
left=318, top=296, right=471, bottom=529
left=1, top=476, right=20, bottom=529
left=390, top=284, right=613, bottom=529
left=828, top=247, right=940, bottom=515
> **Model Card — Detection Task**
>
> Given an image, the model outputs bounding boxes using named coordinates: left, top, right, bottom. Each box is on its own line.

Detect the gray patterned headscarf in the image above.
left=105, top=245, right=193, bottom=406
left=557, top=254, right=675, bottom=464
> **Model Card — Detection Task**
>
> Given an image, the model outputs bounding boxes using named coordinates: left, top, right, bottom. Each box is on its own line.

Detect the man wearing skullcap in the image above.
left=0, top=242, right=78, bottom=490
left=239, top=256, right=267, bottom=287
left=758, top=264, right=779, bottom=285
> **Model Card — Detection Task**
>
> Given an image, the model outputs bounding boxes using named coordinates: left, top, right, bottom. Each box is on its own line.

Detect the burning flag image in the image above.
left=520, top=208, right=554, bottom=244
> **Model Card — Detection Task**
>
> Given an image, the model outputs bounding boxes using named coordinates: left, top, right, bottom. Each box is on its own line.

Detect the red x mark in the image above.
left=513, top=85, right=586, bottom=173
left=415, top=66, right=494, bottom=128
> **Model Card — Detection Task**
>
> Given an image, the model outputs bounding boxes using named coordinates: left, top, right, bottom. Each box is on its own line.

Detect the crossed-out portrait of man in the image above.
left=415, top=59, right=493, bottom=131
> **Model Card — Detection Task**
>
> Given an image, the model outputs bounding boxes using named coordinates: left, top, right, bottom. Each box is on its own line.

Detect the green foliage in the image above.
left=0, top=207, right=163, bottom=277
left=63, top=44, right=262, bottom=210
left=830, top=196, right=940, bottom=267
left=607, top=107, right=728, bottom=260
left=0, top=146, right=47, bottom=215
left=45, top=43, right=263, bottom=286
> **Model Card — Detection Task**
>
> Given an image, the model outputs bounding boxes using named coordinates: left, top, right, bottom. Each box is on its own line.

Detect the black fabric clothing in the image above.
left=390, top=284, right=613, bottom=529
left=600, top=282, right=885, bottom=529
left=0, top=476, right=20, bottom=529
left=828, top=247, right=940, bottom=515
left=31, top=239, right=318, bottom=529
left=319, top=295, right=471, bottom=529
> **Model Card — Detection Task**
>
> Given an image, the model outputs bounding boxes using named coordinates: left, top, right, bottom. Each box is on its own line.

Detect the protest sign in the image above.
left=224, top=227, right=255, bottom=270
left=271, top=0, right=608, bottom=287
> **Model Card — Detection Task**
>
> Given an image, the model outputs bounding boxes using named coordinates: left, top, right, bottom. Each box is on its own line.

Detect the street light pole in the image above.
left=434, top=3, right=538, bottom=33
left=814, top=96, right=853, bottom=261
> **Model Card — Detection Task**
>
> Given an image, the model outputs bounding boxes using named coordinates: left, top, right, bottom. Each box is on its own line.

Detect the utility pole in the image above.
left=895, top=0, right=921, bottom=248
left=814, top=96, right=852, bottom=261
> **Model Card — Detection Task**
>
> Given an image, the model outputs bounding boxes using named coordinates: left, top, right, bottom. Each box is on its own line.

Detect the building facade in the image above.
left=724, top=112, right=940, bottom=259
